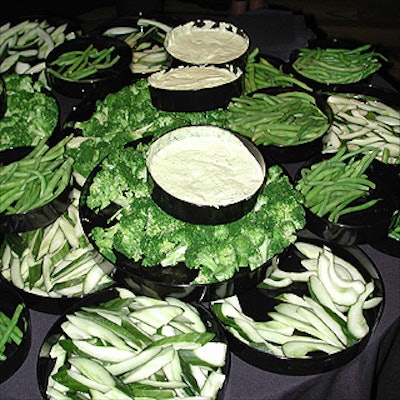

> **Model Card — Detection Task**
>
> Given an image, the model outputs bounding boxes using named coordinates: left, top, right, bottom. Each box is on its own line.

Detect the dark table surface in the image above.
left=1, top=8, right=399, bottom=400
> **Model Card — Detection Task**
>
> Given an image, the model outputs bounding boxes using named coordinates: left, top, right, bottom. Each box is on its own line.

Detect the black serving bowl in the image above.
left=164, top=19, right=250, bottom=70
left=146, top=126, right=266, bottom=225
left=37, top=286, right=231, bottom=399
left=0, top=281, right=31, bottom=383
left=212, top=231, right=384, bottom=375
left=287, top=38, right=387, bottom=92
left=45, top=35, right=133, bottom=99
left=147, top=64, right=244, bottom=112
left=0, top=146, right=73, bottom=234
left=294, top=153, right=399, bottom=245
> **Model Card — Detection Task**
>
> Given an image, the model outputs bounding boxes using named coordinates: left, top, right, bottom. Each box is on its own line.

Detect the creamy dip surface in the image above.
left=147, top=126, right=265, bottom=207
left=165, top=20, right=249, bottom=64
left=148, top=66, right=241, bottom=90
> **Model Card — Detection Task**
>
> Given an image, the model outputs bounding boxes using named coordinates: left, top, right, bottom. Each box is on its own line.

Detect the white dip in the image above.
left=147, top=126, right=265, bottom=207
left=165, top=20, right=249, bottom=65
left=147, top=65, right=242, bottom=90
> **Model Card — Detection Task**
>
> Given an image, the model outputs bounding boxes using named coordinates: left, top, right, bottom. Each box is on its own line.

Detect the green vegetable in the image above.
left=0, top=74, right=59, bottom=151
left=244, top=48, right=312, bottom=94
left=44, top=288, right=227, bottom=399
left=0, top=304, right=25, bottom=361
left=47, top=44, right=121, bottom=82
left=292, top=44, right=388, bottom=84
left=84, top=144, right=305, bottom=284
left=228, top=90, right=330, bottom=146
left=296, top=147, right=380, bottom=222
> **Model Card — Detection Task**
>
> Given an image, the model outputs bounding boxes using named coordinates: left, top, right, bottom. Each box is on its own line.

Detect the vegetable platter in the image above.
left=96, top=16, right=180, bottom=76
left=211, top=232, right=384, bottom=375
left=0, top=281, right=31, bottom=383
left=37, top=286, right=230, bottom=400
left=0, top=16, right=82, bottom=82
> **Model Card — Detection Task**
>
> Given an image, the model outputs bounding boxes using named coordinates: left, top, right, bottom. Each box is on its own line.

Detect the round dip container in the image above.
left=147, top=65, right=244, bottom=111
left=146, top=125, right=266, bottom=225
left=164, top=19, right=250, bottom=68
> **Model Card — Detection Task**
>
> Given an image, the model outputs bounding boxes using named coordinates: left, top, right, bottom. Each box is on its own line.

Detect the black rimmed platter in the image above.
left=77, top=136, right=287, bottom=303
left=37, top=286, right=231, bottom=400
left=228, top=87, right=333, bottom=164
left=45, top=35, right=133, bottom=99
left=0, top=281, right=31, bottom=383
left=294, top=152, right=399, bottom=245
left=287, top=38, right=388, bottom=92
left=211, top=232, right=384, bottom=375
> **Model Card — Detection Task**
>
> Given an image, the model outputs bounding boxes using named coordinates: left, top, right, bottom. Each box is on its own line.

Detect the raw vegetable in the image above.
left=0, top=73, right=59, bottom=151
left=244, top=48, right=312, bottom=94
left=292, top=44, right=388, bottom=84
left=228, top=90, right=330, bottom=146
left=103, top=18, right=171, bottom=75
left=0, top=135, right=73, bottom=215
left=66, top=79, right=229, bottom=185
left=212, top=241, right=382, bottom=358
left=0, top=18, right=78, bottom=79
left=295, top=147, right=380, bottom=223
left=47, top=44, right=121, bottom=82
left=42, top=287, right=228, bottom=399
left=323, top=93, right=400, bottom=165
left=388, top=210, right=400, bottom=240
left=0, top=304, right=25, bottom=361
left=0, top=189, right=114, bottom=298
left=84, top=145, right=305, bottom=284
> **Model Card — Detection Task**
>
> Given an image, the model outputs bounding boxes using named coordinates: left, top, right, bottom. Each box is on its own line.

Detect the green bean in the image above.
left=0, top=304, right=24, bottom=358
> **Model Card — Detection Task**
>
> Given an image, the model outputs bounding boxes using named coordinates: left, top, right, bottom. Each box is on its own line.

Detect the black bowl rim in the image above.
left=36, top=286, right=231, bottom=399
left=212, top=231, right=385, bottom=375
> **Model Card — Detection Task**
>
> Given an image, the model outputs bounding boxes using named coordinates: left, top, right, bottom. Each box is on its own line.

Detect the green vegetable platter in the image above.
left=0, top=281, right=31, bottom=383
left=211, top=233, right=384, bottom=374
left=78, top=138, right=305, bottom=302
left=0, top=16, right=81, bottom=82
left=295, top=148, right=399, bottom=245
left=289, top=38, right=388, bottom=88
left=37, top=286, right=230, bottom=400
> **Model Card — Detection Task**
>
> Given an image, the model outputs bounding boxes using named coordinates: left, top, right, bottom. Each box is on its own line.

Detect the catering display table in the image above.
left=0, top=8, right=399, bottom=400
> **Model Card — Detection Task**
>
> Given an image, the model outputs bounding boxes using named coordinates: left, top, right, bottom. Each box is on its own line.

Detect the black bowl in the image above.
left=212, top=232, right=384, bottom=375
left=0, top=281, right=31, bottom=383
left=164, top=19, right=250, bottom=70
left=37, top=286, right=231, bottom=399
left=0, top=146, right=73, bottom=234
left=146, top=126, right=266, bottom=225
left=148, top=65, right=244, bottom=112
left=45, top=35, right=133, bottom=99
left=287, top=38, right=387, bottom=92
left=294, top=153, right=399, bottom=245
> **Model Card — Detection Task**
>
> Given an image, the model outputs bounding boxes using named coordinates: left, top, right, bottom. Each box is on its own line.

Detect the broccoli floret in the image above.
left=0, top=74, right=59, bottom=151
left=90, top=225, right=119, bottom=263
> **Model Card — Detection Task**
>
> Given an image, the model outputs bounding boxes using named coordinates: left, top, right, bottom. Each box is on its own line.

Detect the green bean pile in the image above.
left=0, top=304, right=25, bottom=361
left=292, top=44, right=388, bottom=85
left=228, top=91, right=330, bottom=146
left=47, top=44, right=121, bottom=82
left=244, top=48, right=312, bottom=94
left=0, top=136, right=73, bottom=215
left=296, top=148, right=380, bottom=223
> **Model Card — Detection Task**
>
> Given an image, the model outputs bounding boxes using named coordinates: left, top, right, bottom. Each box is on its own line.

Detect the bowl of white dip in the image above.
left=147, top=64, right=244, bottom=111
left=146, top=125, right=266, bottom=225
left=164, top=19, right=250, bottom=69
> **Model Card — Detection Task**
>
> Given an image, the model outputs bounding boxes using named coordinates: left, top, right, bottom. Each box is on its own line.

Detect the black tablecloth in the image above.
left=1, top=8, right=399, bottom=400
